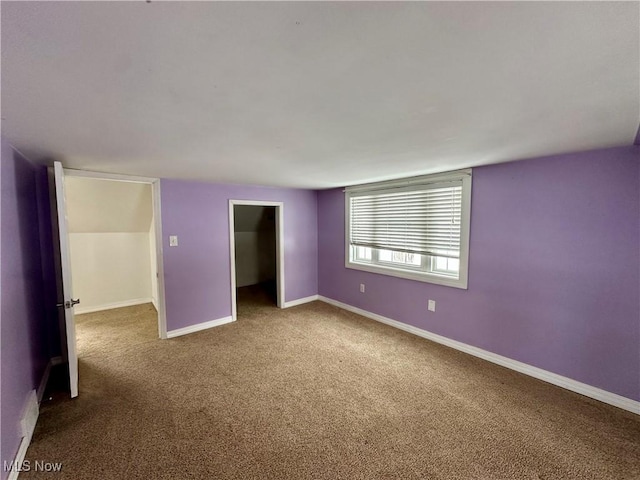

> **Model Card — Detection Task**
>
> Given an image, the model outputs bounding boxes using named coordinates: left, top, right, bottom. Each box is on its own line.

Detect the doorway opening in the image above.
left=52, top=165, right=167, bottom=398
left=229, top=201, right=284, bottom=320
left=63, top=174, right=165, bottom=360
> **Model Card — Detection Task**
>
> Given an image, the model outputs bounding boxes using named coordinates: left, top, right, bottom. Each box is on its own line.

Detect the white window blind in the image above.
left=350, top=182, right=463, bottom=259
left=345, top=169, right=471, bottom=289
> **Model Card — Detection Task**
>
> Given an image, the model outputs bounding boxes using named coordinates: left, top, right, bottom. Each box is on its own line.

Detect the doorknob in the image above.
left=57, top=299, right=81, bottom=309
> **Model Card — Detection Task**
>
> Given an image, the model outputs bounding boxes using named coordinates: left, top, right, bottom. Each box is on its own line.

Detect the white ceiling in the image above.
left=2, top=2, right=638, bottom=189
left=65, top=177, right=152, bottom=233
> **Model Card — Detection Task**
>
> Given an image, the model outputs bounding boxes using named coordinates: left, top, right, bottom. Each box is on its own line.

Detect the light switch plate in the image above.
left=428, top=300, right=436, bottom=312
left=169, top=235, right=178, bottom=247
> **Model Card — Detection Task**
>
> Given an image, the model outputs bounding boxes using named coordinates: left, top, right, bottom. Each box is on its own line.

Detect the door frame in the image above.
left=63, top=168, right=169, bottom=339
left=228, top=200, right=284, bottom=321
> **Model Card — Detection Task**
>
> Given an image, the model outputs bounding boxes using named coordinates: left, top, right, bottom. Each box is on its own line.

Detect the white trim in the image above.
left=61, top=168, right=168, bottom=339
left=166, top=316, right=234, bottom=339
left=153, top=180, right=169, bottom=340
left=8, top=431, right=31, bottom=480
left=345, top=261, right=467, bottom=288
left=283, top=295, right=319, bottom=308
left=458, top=171, right=472, bottom=289
left=229, top=202, right=237, bottom=321
left=318, top=296, right=640, bottom=415
left=37, top=356, right=63, bottom=403
left=73, top=297, right=153, bottom=315
left=63, top=168, right=157, bottom=184
left=7, top=353, right=63, bottom=480
left=20, top=391, right=38, bottom=439
left=229, top=200, right=285, bottom=321
left=36, top=362, right=52, bottom=403
left=7, top=390, right=40, bottom=480
left=229, top=200, right=287, bottom=207
left=345, top=168, right=473, bottom=193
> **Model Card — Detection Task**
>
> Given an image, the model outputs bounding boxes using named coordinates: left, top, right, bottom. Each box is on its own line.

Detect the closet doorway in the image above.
left=51, top=167, right=167, bottom=397
left=229, top=201, right=284, bottom=320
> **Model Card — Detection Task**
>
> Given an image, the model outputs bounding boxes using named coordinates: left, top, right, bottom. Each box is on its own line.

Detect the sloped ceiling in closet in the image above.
left=65, top=177, right=152, bottom=233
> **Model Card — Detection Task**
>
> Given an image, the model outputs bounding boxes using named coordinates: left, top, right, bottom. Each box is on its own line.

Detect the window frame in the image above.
left=344, top=169, right=472, bottom=289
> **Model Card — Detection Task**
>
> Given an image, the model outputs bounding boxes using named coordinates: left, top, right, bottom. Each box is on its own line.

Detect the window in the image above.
left=345, top=169, right=472, bottom=289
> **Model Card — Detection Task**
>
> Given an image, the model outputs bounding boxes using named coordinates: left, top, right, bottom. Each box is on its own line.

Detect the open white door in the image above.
left=53, top=161, right=79, bottom=398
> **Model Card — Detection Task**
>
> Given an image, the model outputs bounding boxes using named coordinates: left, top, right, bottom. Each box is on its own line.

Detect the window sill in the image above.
left=345, top=261, right=468, bottom=289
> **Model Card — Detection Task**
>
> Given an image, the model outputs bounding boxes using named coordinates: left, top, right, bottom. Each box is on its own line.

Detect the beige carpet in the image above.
left=24, top=291, right=640, bottom=479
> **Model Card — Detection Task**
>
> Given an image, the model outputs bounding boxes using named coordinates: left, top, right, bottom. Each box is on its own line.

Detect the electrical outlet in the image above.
left=169, top=235, right=178, bottom=247
left=428, top=299, right=436, bottom=312
left=360, top=283, right=365, bottom=293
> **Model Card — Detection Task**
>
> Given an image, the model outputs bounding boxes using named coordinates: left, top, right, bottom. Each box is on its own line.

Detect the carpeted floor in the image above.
left=24, top=291, right=640, bottom=479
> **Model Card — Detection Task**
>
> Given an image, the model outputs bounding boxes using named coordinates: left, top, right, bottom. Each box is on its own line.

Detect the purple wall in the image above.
left=161, top=180, right=318, bottom=331
left=318, top=146, right=640, bottom=401
left=1, top=139, right=51, bottom=477
left=35, top=167, right=61, bottom=358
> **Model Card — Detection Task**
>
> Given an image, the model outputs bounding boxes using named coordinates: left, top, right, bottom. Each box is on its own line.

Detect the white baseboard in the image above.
left=8, top=427, right=31, bottom=480
left=7, top=352, right=63, bottom=480
left=318, top=296, right=640, bottom=415
left=36, top=363, right=52, bottom=403
left=73, top=297, right=153, bottom=315
left=166, top=316, right=234, bottom=339
left=283, top=295, right=319, bottom=308
left=10, top=390, right=39, bottom=480
left=37, top=357, right=63, bottom=403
